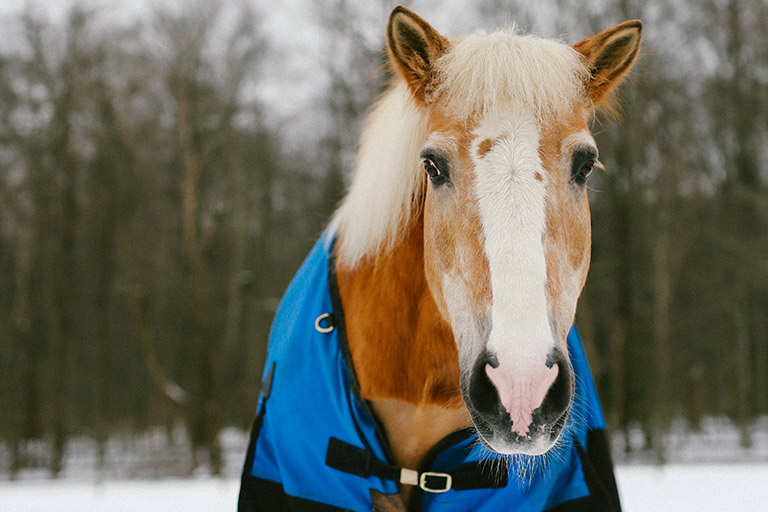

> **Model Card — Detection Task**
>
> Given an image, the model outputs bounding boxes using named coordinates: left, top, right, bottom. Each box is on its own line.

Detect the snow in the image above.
left=2, top=464, right=768, bottom=511
left=0, top=478, right=240, bottom=512
left=616, top=464, right=768, bottom=512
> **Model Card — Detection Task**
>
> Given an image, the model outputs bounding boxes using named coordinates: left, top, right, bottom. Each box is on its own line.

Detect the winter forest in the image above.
left=0, top=0, right=766, bottom=480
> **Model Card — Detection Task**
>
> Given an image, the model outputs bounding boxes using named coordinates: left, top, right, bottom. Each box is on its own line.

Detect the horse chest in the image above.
left=370, top=400, right=472, bottom=470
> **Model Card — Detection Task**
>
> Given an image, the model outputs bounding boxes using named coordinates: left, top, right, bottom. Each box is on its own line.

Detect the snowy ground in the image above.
left=2, top=464, right=768, bottom=512
left=616, top=463, right=768, bottom=511
left=0, top=477, right=240, bottom=512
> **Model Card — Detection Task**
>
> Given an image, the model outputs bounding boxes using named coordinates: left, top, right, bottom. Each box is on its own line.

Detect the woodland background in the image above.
left=0, top=0, right=766, bottom=478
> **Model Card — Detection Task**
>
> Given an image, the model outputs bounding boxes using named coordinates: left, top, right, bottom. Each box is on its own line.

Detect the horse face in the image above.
left=387, top=7, right=641, bottom=455
left=419, top=102, right=593, bottom=454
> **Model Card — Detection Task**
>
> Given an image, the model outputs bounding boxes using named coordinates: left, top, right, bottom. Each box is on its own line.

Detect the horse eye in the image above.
left=571, top=149, right=598, bottom=186
left=579, top=160, right=595, bottom=180
left=423, top=158, right=446, bottom=185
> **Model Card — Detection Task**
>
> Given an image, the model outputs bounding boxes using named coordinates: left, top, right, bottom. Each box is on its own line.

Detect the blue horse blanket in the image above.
left=239, top=235, right=621, bottom=511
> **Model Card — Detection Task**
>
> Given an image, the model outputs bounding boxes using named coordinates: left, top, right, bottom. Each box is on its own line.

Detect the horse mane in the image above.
left=329, top=80, right=427, bottom=267
left=330, top=29, right=589, bottom=268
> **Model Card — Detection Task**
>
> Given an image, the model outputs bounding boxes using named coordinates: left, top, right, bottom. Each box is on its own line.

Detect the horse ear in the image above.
left=573, top=20, right=642, bottom=105
left=387, top=6, right=449, bottom=103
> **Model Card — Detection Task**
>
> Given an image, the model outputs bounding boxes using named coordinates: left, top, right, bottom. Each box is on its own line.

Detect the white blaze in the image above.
left=472, top=109, right=553, bottom=367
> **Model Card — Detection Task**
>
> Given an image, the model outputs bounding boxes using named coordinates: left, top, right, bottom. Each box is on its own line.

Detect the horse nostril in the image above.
left=486, top=351, right=500, bottom=369
left=467, top=352, right=502, bottom=416
left=540, top=349, right=574, bottom=420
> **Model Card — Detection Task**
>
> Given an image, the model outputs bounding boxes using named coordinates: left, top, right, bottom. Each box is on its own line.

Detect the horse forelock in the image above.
left=434, top=30, right=590, bottom=122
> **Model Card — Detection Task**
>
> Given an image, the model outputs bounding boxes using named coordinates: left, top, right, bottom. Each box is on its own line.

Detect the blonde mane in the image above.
left=330, top=29, right=589, bottom=268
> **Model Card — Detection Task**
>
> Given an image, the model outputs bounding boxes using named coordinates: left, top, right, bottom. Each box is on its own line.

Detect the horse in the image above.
left=240, top=6, right=641, bottom=512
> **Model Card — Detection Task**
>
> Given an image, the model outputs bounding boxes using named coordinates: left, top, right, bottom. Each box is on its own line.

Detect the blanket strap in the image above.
left=325, top=437, right=507, bottom=493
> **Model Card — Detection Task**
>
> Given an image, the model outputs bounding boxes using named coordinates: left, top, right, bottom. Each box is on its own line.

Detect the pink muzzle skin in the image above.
left=484, top=363, right=559, bottom=437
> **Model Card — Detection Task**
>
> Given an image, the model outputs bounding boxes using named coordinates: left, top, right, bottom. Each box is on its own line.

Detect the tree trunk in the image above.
left=176, top=80, right=222, bottom=475
left=729, top=292, right=752, bottom=449
left=651, top=202, right=672, bottom=463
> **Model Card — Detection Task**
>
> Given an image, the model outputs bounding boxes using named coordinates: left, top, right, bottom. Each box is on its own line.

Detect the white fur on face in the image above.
left=471, top=108, right=553, bottom=366
left=441, top=273, right=485, bottom=365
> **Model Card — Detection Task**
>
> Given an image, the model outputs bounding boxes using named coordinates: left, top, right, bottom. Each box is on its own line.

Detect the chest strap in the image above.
left=325, top=437, right=508, bottom=494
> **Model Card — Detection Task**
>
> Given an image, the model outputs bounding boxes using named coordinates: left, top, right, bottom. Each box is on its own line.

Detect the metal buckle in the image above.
left=419, top=471, right=452, bottom=493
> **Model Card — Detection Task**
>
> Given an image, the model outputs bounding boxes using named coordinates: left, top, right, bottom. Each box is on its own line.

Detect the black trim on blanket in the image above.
left=238, top=362, right=275, bottom=511
left=544, top=429, right=622, bottom=512
left=577, top=428, right=622, bottom=511
left=587, top=428, right=622, bottom=510
left=328, top=240, right=406, bottom=463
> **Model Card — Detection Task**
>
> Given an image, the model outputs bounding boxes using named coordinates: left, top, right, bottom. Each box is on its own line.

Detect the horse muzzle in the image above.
left=461, top=347, right=574, bottom=455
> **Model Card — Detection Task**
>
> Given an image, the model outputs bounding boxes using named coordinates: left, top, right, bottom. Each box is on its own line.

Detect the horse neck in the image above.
left=335, top=215, right=462, bottom=407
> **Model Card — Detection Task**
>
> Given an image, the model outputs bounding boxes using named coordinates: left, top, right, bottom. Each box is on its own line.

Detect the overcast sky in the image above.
left=0, top=0, right=153, bottom=18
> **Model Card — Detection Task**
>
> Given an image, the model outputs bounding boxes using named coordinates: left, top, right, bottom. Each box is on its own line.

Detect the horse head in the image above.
left=382, top=7, right=641, bottom=456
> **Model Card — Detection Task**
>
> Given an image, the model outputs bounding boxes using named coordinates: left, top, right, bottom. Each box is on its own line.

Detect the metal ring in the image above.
left=314, top=313, right=334, bottom=333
